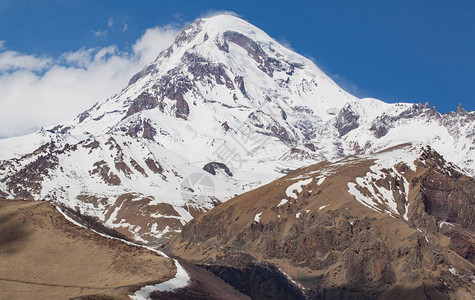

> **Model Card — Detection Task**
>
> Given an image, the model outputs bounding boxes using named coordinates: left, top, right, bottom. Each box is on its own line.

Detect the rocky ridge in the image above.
left=166, top=144, right=475, bottom=299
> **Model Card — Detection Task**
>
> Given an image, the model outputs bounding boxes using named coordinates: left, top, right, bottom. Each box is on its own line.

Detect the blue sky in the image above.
left=0, top=0, right=474, bottom=137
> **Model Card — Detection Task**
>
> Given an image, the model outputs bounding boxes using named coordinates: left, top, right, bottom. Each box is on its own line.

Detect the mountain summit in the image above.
left=0, top=15, right=473, bottom=243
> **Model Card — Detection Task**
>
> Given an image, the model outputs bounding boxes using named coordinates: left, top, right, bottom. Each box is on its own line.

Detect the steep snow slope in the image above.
left=0, top=15, right=473, bottom=243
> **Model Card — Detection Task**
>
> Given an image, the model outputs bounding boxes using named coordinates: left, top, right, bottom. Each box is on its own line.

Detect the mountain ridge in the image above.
left=0, top=14, right=473, bottom=244
left=166, top=143, right=475, bottom=299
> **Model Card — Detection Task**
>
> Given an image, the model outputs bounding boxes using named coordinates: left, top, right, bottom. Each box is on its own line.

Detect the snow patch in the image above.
left=416, top=227, right=430, bottom=243
left=316, top=176, right=325, bottom=185
left=347, top=146, right=419, bottom=219
left=130, top=258, right=190, bottom=299
left=449, top=266, right=475, bottom=284
left=54, top=205, right=88, bottom=228
left=277, top=199, right=288, bottom=207
left=318, top=204, right=328, bottom=211
left=285, top=178, right=313, bottom=199
left=254, top=212, right=262, bottom=223
left=439, top=221, right=455, bottom=229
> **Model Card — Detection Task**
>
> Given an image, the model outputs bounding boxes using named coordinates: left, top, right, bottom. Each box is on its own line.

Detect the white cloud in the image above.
left=0, top=40, right=5, bottom=50
left=132, top=25, right=180, bottom=65
left=276, top=37, right=294, bottom=51
left=61, top=47, right=95, bottom=68
left=331, top=74, right=368, bottom=98
left=108, top=17, right=114, bottom=28
left=92, top=29, right=107, bottom=38
left=173, top=13, right=183, bottom=22
left=0, top=50, right=52, bottom=72
left=0, top=24, right=180, bottom=138
left=123, top=23, right=128, bottom=32
left=199, top=10, right=240, bottom=19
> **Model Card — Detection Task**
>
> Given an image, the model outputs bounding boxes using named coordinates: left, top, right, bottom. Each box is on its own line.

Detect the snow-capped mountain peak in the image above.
left=68, top=14, right=354, bottom=134
left=0, top=15, right=473, bottom=243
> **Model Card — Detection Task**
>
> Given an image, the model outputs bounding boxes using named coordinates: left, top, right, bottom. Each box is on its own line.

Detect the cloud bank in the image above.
left=0, top=25, right=180, bottom=138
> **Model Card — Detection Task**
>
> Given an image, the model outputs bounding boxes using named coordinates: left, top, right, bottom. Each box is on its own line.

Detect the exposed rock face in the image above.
left=102, top=193, right=184, bottom=243
left=148, top=259, right=252, bottom=300
left=125, top=118, right=157, bottom=141
left=125, top=92, right=160, bottom=119
left=1, top=142, right=61, bottom=200
left=370, top=114, right=392, bottom=138
left=0, top=134, right=201, bottom=243
left=168, top=144, right=475, bottom=299
left=184, top=52, right=235, bottom=89
left=304, top=143, right=316, bottom=152
left=419, top=165, right=474, bottom=231
left=129, top=63, right=157, bottom=85
left=457, top=102, right=468, bottom=114
left=203, top=162, right=233, bottom=176
left=234, top=75, right=247, bottom=98
left=90, top=160, right=121, bottom=186
left=78, top=111, right=90, bottom=123
left=217, top=31, right=274, bottom=77
left=369, top=102, right=475, bottom=140
left=336, top=104, right=359, bottom=137
left=202, top=262, right=307, bottom=300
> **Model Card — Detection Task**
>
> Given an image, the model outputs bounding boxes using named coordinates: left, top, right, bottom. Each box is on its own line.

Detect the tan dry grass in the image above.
left=0, top=199, right=175, bottom=299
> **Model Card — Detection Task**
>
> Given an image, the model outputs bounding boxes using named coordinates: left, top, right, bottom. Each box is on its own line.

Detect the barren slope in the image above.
left=166, top=144, right=475, bottom=299
left=0, top=199, right=175, bottom=299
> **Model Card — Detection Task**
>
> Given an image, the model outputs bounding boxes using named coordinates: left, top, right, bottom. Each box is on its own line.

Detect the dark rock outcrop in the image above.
left=336, top=104, right=359, bottom=137
left=202, top=262, right=307, bottom=300
left=234, top=76, right=247, bottom=98
left=125, top=68, right=192, bottom=120
left=125, top=92, right=160, bottom=119
left=203, top=162, right=233, bottom=176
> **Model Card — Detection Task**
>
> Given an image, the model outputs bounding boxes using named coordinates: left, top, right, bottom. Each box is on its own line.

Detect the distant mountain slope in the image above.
left=0, top=15, right=473, bottom=243
left=0, top=199, right=176, bottom=299
left=167, top=143, right=475, bottom=299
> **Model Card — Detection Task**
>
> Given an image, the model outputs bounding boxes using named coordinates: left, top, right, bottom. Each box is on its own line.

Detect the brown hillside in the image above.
left=0, top=199, right=175, bottom=299
left=166, top=144, right=475, bottom=299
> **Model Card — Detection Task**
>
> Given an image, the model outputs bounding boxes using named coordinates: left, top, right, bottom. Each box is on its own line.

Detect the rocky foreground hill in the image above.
left=165, top=143, right=475, bottom=299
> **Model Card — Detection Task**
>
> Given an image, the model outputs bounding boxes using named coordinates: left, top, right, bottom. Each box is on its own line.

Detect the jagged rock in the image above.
left=203, top=162, right=233, bottom=176
left=304, top=143, right=316, bottom=152
left=125, top=92, right=159, bottom=118
left=234, top=75, right=247, bottom=98
left=221, top=121, right=231, bottom=132
left=336, top=104, right=359, bottom=137
left=457, top=102, right=467, bottom=114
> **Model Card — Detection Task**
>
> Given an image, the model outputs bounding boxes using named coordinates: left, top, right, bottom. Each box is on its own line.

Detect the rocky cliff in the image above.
left=166, top=144, right=475, bottom=299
